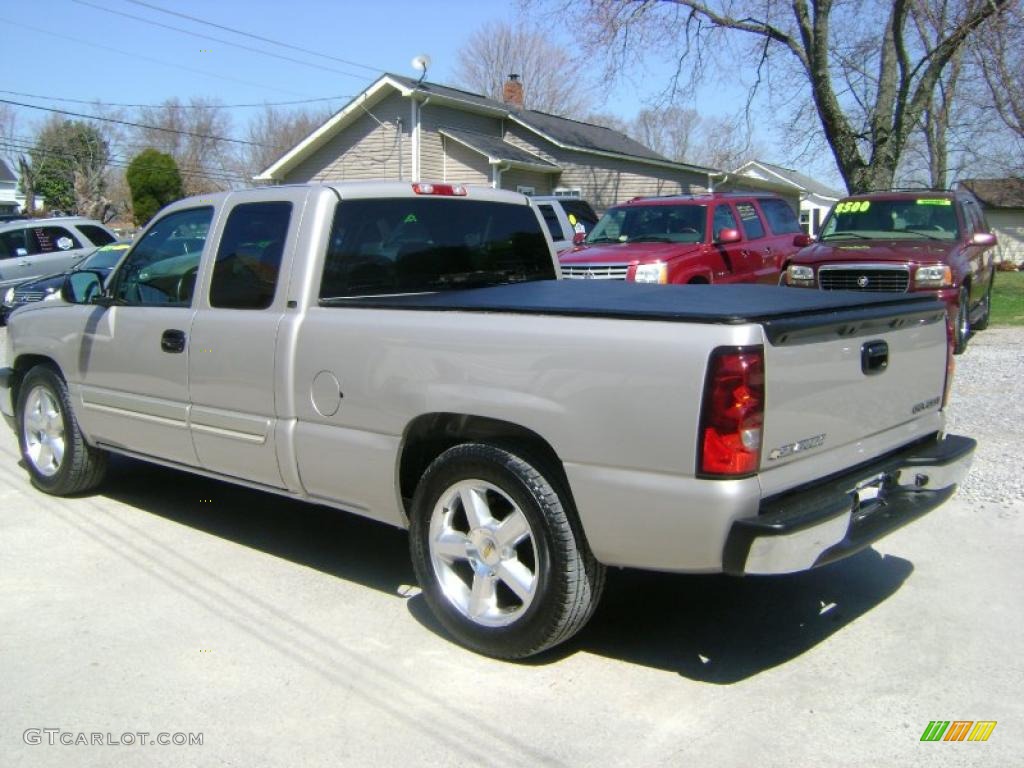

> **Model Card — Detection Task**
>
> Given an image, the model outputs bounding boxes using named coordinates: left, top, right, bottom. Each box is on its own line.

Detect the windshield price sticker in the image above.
left=835, top=200, right=871, bottom=214
left=916, top=199, right=952, bottom=206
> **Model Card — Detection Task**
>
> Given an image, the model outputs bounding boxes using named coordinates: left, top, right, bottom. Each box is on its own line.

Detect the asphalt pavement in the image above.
left=1, top=327, right=1021, bottom=767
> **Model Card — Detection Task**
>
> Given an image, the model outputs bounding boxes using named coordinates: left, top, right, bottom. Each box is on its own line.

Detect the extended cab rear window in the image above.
left=319, top=198, right=554, bottom=298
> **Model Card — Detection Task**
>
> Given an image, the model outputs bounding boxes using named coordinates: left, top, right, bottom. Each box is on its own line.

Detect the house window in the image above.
left=553, top=187, right=582, bottom=199
left=516, top=186, right=536, bottom=196
left=799, top=209, right=811, bottom=235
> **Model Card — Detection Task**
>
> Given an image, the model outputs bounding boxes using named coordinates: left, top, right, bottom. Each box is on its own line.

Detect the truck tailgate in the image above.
left=759, top=302, right=948, bottom=474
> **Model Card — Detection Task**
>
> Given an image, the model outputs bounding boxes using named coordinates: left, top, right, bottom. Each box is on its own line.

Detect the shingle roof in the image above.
left=0, top=158, right=16, bottom=183
left=438, top=129, right=559, bottom=169
left=959, top=178, right=1024, bottom=209
left=738, top=160, right=844, bottom=200
left=386, top=73, right=706, bottom=169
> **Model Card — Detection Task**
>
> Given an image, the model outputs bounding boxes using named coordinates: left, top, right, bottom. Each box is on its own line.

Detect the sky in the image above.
left=1, top=0, right=800, bottom=178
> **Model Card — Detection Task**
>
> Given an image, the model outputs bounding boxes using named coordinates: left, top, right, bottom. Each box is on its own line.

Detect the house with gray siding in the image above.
left=256, top=74, right=716, bottom=211
left=732, top=160, right=844, bottom=236
left=959, top=178, right=1024, bottom=266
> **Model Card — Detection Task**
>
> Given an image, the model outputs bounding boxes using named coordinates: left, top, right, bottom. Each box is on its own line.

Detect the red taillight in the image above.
left=412, top=182, right=467, bottom=196
left=698, top=346, right=764, bottom=477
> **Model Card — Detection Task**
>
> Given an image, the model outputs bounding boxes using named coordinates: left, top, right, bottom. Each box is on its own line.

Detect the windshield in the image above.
left=320, top=198, right=554, bottom=298
left=585, top=204, right=707, bottom=245
left=79, top=243, right=129, bottom=271
left=820, top=198, right=961, bottom=241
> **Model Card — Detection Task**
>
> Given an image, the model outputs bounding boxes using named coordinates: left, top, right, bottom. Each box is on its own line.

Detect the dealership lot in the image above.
left=1, top=327, right=1022, bottom=767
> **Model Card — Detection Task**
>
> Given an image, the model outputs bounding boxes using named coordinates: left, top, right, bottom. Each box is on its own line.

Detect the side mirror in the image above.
left=971, top=232, right=997, bottom=247
left=716, top=228, right=742, bottom=244
left=573, top=231, right=586, bottom=246
left=15, top=247, right=28, bottom=258
left=61, top=270, right=104, bottom=305
left=793, top=233, right=814, bottom=248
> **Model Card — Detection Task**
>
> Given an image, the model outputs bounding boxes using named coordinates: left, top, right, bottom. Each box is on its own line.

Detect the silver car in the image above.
left=0, top=217, right=118, bottom=290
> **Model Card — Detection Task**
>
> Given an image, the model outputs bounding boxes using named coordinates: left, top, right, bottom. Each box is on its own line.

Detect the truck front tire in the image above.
left=17, top=365, right=107, bottom=495
left=409, top=443, right=604, bottom=659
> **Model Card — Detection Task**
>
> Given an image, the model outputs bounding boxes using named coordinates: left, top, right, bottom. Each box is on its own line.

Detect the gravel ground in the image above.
left=944, top=327, right=1024, bottom=506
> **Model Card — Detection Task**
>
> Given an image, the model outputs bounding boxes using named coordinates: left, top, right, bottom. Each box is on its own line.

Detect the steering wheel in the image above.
left=176, top=265, right=199, bottom=304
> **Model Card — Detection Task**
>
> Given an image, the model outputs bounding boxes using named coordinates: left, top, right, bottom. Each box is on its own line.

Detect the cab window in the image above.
left=112, top=207, right=213, bottom=306
left=209, top=202, right=292, bottom=309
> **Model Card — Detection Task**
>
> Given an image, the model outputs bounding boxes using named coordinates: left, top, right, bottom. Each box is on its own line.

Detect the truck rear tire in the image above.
left=17, top=365, right=107, bottom=495
left=409, top=443, right=604, bottom=659
left=972, top=274, right=994, bottom=332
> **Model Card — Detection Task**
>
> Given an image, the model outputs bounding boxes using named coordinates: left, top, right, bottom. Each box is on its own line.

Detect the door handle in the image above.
left=161, top=329, right=186, bottom=353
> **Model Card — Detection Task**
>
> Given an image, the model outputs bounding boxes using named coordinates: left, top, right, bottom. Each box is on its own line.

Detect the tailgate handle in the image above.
left=861, top=340, right=888, bottom=375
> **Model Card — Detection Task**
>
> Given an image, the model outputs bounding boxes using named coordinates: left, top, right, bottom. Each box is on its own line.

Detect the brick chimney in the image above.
left=502, top=74, right=524, bottom=109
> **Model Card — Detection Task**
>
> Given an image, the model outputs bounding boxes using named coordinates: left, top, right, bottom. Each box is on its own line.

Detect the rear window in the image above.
left=757, top=198, right=802, bottom=234
left=319, top=198, right=554, bottom=298
left=76, top=224, right=116, bottom=246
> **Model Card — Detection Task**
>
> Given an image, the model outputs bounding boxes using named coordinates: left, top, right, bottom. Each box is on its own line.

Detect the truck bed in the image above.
left=321, top=282, right=946, bottom=344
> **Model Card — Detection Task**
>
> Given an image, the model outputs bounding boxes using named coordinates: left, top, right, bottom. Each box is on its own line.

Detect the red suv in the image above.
left=782, top=190, right=998, bottom=353
left=559, top=193, right=808, bottom=285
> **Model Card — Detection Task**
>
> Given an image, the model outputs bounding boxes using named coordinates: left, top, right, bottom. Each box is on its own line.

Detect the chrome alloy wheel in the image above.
left=428, top=479, right=539, bottom=627
left=22, top=385, right=65, bottom=477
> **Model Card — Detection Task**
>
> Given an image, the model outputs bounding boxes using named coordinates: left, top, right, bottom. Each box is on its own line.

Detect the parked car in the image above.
left=0, top=217, right=118, bottom=292
left=1, top=241, right=130, bottom=324
left=531, top=196, right=599, bottom=252
left=1, top=182, right=974, bottom=659
left=559, top=192, right=808, bottom=284
left=782, top=189, right=998, bottom=353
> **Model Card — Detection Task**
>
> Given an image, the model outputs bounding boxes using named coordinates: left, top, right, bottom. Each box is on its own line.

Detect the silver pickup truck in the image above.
left=0, top=182, right=975, bottom=659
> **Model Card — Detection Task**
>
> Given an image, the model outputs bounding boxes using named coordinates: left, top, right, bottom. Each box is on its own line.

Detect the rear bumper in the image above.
left=723, top=433, right=975, bottom=575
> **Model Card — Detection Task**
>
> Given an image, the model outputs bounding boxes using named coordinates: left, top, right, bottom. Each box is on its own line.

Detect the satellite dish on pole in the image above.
left=411, top=54, right=431, bottom=84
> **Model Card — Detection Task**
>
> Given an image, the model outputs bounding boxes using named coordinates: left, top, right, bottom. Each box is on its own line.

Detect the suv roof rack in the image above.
left=626, top=191, right=775, bottom=203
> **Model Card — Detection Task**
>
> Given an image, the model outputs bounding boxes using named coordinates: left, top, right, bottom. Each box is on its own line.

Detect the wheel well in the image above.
left=688, top=276, right=709, bottom=284
left=398, top=413, right=569, bottom=512
left=9, top=354, right=61, bottom=410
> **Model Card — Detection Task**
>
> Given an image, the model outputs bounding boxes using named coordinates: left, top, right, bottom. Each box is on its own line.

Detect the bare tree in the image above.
left=977, top=5, right=1023, bottom=138
left=533, top=0, right=1011, bottom=192
left=241, top=105, right=330, bottom=181
left=453, top=21, right=593, bottom=117
left=134, top=98, right=238, bottom=195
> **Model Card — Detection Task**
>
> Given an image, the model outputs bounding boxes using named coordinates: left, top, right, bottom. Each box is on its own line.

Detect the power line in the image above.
left=0, top=16, right=310, bottom=97
left=0, top=89, right=348, bottom=111
left=73, top=0, right=373, bottom=81
left=0, top=139, right=248, bottom=183
left=125, top=0, right=384, bottom=73
left=0, top=99, right=273, bottom=148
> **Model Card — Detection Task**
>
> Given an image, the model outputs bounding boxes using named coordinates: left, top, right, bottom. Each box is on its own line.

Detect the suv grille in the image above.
left=561, top=264, right=629, bottom=280
left=818, top=266, right=909, bottom=292
left=13, top=290, right=48, bottom=303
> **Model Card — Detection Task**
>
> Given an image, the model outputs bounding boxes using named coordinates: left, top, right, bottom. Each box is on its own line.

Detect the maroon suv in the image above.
left=783, top=190, right=998, bottom=353
left=559, top=193, right=808, bottom=285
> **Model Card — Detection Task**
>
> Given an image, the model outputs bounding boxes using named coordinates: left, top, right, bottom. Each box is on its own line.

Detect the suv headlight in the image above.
left=785, top=264, right=815, bottom=286
left=633, top=262, right=667, bottom=284
left=3, top=287, right=14, bottom=307
left=915, top=265, right=953, bottom=288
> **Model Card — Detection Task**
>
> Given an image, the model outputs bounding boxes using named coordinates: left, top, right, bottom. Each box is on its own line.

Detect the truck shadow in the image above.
left=100, top=457, right=913, bottom=681
left=99, top=456, right=416, bottom=595
left=546, top=550, right=914, bottom=682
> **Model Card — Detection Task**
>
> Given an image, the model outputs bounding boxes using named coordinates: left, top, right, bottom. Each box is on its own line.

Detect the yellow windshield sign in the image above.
left=835, top=200, right=871, bottom=214
left=916, top=198, right=952, bottom=206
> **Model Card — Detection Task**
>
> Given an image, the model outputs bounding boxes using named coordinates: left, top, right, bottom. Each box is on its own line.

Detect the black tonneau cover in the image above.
left=321, top=282, right=946, bottom=345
